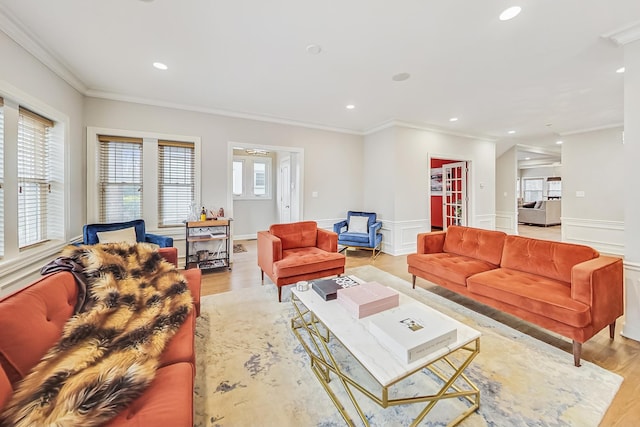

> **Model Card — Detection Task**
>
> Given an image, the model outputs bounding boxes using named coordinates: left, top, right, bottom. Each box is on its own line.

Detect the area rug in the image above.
left=194, top=266, right=622, bottom=426
left=233, top=243, right=247, bottom=253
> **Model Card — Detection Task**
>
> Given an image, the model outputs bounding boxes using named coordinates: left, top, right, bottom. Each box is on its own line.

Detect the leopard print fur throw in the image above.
left=0, top=243, right=193, bottom=427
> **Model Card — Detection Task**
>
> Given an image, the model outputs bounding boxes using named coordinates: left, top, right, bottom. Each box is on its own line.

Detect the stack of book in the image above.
left=368, top=303, right=457, bottom=364
left=336, top=281, right=399, bottom=318
left=311, top=276, right=360, bottom=301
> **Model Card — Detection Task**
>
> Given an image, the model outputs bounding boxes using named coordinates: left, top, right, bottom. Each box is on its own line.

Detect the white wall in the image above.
left=83, top=98, right=364, bottom=236
left=364, top=125, right=496, bottom=255
left=495, top=146, right=517, bottom=234
left=561, top=127, right=624, bottom=254
left=0, top=30, right=84, bottom=293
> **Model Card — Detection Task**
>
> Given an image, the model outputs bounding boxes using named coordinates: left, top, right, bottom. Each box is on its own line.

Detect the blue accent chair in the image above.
left=333, top=211, right=382, bottom=259
left=82, top=219, right=173, bottom=247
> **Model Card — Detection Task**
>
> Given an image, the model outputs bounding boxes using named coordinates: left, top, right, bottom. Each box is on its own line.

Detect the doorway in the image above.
left=430, top=157, right=470, bottom=231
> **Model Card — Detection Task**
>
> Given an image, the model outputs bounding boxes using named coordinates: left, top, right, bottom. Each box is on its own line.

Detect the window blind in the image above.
left=18, top=107, right=53, bottom=248
left=158, top=140, right=195, bottom=227
left=98, top=135, right=143, bottom=222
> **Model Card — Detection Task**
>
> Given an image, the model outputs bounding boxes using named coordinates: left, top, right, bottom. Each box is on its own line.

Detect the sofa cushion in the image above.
left=467, top=268, right=591, bottom=328
left=269, top=221, right=318, bottom=250
left=104, top=362, right=194, bottom=427
left=407, top=252, right=498, bottom=286
left=442, top=226, right=506, bottom=266
left=273, top=247, right=345, bottom=278
left=0, top=272, right=77, bottom=383
left=501, top=235, right=598, bottom=284
left=159, top=310, right=195, bottom=367
left=0, top=368, right=11, bottom=412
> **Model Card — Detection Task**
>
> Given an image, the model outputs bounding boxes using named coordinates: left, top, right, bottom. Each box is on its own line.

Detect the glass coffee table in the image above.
left=290, top=277, right=481, bottom=426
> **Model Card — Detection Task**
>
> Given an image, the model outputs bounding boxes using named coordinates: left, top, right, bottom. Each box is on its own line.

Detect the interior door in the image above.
left=442, top=161, right=468, bottom=230
left=279, top=157, right=291, bottom=223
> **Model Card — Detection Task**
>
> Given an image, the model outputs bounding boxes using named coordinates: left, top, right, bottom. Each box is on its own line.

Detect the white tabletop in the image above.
left=292, top=277, right=481, bottom=386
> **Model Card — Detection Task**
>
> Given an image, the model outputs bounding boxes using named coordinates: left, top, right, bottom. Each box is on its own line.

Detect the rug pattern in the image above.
left=194, top=266, right=622, bottom=426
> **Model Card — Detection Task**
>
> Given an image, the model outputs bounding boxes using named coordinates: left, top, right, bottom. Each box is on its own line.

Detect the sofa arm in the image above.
left=333, top=219, right=348, bottom=234
left=181, top=268, right=202, bottom=317
left=257, top=231, right=282, bottom=278
left=571, top=256, right=624, bottom=331
left=416, top=231, right=446, bottom=254
left=317, top=228, right=338, bottom=252
left=158, top=247, right=178, bottom=267
left=146, top=233, right=174, bottom=248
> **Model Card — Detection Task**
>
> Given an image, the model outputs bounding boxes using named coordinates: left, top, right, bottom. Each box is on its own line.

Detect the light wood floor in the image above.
left=200, top=234, right=639, bottom=426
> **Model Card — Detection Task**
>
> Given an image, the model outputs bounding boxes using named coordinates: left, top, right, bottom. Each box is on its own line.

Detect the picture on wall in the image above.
left=430, top=168, right=443, bottom=195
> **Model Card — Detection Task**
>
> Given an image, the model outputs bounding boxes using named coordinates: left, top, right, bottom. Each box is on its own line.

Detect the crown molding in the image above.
left=85, top=90, right=363, bottom=136
left=0, top=5, right=87, bottom=93
left=559, top=122, right=623, bottom=136
left=602, top=20, right=640, bottom=46
left=364, top=119, right=496, bottom=142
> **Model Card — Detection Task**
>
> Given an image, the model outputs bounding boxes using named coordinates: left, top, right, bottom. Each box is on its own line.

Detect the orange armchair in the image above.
left=257, top=221, right=346, bottom=301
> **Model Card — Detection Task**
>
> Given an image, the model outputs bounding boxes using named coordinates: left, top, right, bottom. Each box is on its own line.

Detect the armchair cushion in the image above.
left=83, top=219, right=173, bottom=248
left=348, top=216, right=369, bottom=233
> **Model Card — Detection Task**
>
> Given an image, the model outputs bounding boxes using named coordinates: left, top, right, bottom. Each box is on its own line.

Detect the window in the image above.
left=158, top=140, right=195, bottom=227
left=98, top=135, right=143, bottom=222
left=17, top=108, right=54, bottom=248
left=522, top=178, right=543, bottom=202
left=232, top=155, right=272, bottom=199
left=547, top=177, right=562, bottom=199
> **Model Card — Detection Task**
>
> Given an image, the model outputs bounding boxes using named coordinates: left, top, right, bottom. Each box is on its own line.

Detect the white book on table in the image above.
left=368, top=302, right=457, bottom=364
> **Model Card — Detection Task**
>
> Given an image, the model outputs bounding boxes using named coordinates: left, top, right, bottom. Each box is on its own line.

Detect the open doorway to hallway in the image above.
left=227, top=142, right=304, bottom=240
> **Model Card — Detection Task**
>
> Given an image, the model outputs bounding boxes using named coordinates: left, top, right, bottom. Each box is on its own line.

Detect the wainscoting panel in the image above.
left=562, top=217, right=624, bottom=256
left=494, top=212, right=516, bottom=234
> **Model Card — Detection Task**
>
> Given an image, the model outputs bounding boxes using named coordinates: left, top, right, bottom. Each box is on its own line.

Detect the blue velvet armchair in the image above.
left=82, top=219, right=173, bottom=247
left=333, top=211, right=382, bottom=259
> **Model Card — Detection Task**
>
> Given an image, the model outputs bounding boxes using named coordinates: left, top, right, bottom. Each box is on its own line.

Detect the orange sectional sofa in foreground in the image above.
left=0, top=246, right=201, bottom=426
left=407, top=225, right=623, bottom=366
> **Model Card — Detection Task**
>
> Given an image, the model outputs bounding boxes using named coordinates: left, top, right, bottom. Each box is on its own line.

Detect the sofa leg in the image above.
left=278, top=287, right=282, bottom=303
left=609, top=321, right=616, bottom=339
left=261, top=269, right=264, bottom=285
left=573, top=341, right=582, bottom=367
left=412, top=275, right=416, bottom=289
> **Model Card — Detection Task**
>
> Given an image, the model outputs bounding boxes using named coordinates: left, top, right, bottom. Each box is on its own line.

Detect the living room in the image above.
left=1, top=1, right=640, bottom=425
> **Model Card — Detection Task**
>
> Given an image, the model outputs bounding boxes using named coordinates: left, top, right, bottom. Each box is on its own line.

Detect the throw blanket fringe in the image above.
left=0, top=243, right=193, bottom=427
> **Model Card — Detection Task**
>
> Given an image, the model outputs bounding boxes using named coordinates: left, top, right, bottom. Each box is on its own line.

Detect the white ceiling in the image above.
left=1, top=0, right=639, bottom=150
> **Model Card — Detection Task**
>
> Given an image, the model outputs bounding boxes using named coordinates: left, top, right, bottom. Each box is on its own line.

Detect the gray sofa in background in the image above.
left=518, top=199, right=561, bottom=226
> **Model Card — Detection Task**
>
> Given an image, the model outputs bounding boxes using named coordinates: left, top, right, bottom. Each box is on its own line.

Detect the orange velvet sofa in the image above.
left=0, top=247, right=201, bottom=426
left=407, top=225, right=624, bottom=366
left=258, top=221, right=346, bottom=301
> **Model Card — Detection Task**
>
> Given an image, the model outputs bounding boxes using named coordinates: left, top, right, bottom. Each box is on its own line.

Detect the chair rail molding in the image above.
left=562, top=217, right=624, bottom=256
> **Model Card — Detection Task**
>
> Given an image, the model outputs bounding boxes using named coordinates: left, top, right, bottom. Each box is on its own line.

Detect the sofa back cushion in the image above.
left=270, top=221, right=318, bottom=250
left=501, top=235, right=599, bottom=284
left=0, top=272, right=77, bottom=384
left=0, top=367, right=11, bottom=411
left=443, top=226, right=506, bottom=266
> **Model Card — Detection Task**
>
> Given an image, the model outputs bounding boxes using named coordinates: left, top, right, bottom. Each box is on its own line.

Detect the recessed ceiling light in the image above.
left=392, top=72, right=411, bottom=82
left=449, top=117, right=459, bottom=122
left=499, top=6, right=522, bottom=21
left=525, top=157, right=531, bottom=160
left=345, top=104, right=355, bottom=110
left=508, top=130, right=516, bottom=134
left=556, top=140, right=563, bottom=145
left=616, top=67, right=625, bottom=73
left=153, top=62, right=168, bottom=70
left=306, top=44, right=322, bottom=55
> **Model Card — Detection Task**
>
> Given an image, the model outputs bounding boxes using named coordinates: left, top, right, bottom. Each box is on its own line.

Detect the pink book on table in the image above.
left=337, top=281, right=399, bottom=318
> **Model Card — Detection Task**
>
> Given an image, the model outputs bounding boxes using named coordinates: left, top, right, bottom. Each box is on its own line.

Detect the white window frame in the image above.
left=232, top=155, right=273, bottom=200
left=86, top=127, right=201, bottom=234
left=0, top=88, right=69, bottom=272
left=522, top=177, right=544, bottom=202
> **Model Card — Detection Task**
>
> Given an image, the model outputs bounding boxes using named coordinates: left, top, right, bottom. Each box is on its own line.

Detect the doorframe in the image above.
left=428, top=153, right=473, bottom=229
left=226, top=141, right=304, bottom=228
